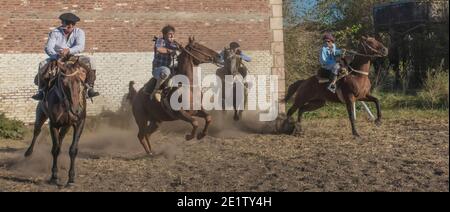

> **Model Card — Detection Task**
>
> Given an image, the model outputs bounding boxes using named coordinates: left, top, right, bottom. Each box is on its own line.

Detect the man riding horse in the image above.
left=32, top=13, right=99, bottom=101
left=216, top=42, right=252, bottom=120
left=320, top=33, right=347, bottom=93
left=144, top=25, right=179, bottom=102
left=218, top=42, right=252, bottom=77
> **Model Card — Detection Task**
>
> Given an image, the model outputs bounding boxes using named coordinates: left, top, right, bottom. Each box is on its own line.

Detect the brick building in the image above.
left=0, top=0, right=285, bottom=123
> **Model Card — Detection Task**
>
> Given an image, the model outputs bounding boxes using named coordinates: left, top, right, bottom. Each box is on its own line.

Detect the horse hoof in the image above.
left=48, top=178, right=59, bottom=185
left=24, top=149, right=33, bottom=157
left=292, top=124, right=303, bottom=136
left=375, top=120, right=382, bottom=127
left=197, top=132, right=206, bottom=140
left=281, top=120, right=295, bottom=135
left=185, top=134, right=195, bottom=141
left=65, top=182, right=76, bottom=188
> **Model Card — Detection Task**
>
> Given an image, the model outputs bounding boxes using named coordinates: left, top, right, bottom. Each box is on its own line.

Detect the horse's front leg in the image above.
left=363, top=95, right=382, bottom=126
left=144, top=122, right=160, bottom=155
left=67, top=119, right=85, bottom=187
left=233, top=110, right=240, bottom=121
left=25, top=104, right=48, bottom=157
left=49, top=124, right=61, bottom=185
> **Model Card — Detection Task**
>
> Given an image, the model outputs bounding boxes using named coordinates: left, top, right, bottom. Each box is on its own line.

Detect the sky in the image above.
left=292, top=0, right=318, bottom=17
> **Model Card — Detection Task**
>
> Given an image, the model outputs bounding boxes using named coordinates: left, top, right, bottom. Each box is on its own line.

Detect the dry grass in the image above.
left=0, top=110, right=448, bottom=192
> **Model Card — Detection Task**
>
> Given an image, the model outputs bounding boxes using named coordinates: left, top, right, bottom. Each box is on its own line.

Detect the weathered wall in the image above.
left=0, top=0, right=285, bottom=123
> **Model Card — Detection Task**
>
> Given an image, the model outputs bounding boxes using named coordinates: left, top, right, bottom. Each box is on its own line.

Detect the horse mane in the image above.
left=75, top=61, right=91, bottom=73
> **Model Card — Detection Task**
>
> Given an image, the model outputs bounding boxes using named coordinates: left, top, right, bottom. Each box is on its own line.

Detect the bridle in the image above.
left=347, top=39, right=387, bottom=58
left=343, top=39, right=387, bottom=77
left=55, top=60, right=86, bottom=119
left=176, top=41, right=220, bottom=66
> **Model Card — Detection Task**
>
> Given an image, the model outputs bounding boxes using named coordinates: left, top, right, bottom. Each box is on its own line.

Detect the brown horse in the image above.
left=129, top=37, right=221, bottom=154
left=215, top=47, right=248, bottom=121
left=283, top=36, right=388, bottom=137
left=24, top=57, right=88, bottom=186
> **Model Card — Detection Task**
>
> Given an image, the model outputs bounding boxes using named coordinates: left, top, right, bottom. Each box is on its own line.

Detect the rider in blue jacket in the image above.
left=319, top=33, right=346, bottom=93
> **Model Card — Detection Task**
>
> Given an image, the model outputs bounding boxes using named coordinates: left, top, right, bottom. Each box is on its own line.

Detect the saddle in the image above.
left=316, top=68, right=334, bottom=84
left=316, top=67, right=349, bottom=84
left=161, top=88, right=179, bottom=119
left=316, top=56, right=352, bottom=84
left=144, top=78, right=178, bottom=119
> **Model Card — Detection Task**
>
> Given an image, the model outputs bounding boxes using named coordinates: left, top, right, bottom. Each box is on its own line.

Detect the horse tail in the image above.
left=282, top=80, right=305, bottom=103
left=127, top=81, right=137, bottom=103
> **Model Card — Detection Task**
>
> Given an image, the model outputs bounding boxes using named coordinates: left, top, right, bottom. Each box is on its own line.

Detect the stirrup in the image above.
left=327, top=84, right=336, bottom=93
left=31, top=91, right=44, bottom=101
left=87, top=88, right=100, bottom=98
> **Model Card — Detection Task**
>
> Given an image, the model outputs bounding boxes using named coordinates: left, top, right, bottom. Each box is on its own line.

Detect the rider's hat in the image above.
left=323, top=33, right=335, bottom=42
left=59, top=13, right=80, bottom=24
left=229, top=42, right=240, bottom=49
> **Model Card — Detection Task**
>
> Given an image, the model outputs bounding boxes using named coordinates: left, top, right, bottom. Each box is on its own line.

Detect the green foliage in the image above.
left=284, top=25, right=321, bottom=85
left=418, top=70, right=449, bottom=109
left=334, top=24, right=363, bottom=47
left=314, top=0, right=390, bottom=31
left=0, top=113, right=25, bottom=140
left=284, top=0, right=449, bottom=92
left=286, top=90, right=449, bottom=121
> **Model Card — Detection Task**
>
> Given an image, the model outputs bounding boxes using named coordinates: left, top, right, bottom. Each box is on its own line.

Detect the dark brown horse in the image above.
left=24, top=57, right=88, bottom=186
left=129, top=37, right=221, bottom=154
left=215, top=47, right=248, bottom=121
left=283, top=36, right=388, bottom=137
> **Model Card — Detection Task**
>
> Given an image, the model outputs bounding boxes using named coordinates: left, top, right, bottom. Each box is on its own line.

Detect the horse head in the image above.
left=56, top=57, right=87, bottom=117
left=184, top=36, right=221, bottom=66
left=223, top=47, right=241, bottom=76
left=360, top=36, right=389, bottom=58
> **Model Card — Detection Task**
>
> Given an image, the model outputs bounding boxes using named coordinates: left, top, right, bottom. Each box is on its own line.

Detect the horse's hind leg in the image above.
left=132, top=103, right=152, bottom=154
left=25, top=104, right=48, bottom=157
left=286, top=103, right=301, bottom=119
left=144, top=122, right=160, bottom=154
left=196, top=110, right=212, bottom=140
left=280, top=104, right=301, bottom=135
left=137, top=121, right=151, bottom=154
left=177, top=110, right=198, bottom=141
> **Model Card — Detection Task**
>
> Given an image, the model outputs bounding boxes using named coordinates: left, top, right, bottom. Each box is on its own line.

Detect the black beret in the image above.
left=230, top=42, right=240, bottom=49
left=59, top=13, right=80, bottom=23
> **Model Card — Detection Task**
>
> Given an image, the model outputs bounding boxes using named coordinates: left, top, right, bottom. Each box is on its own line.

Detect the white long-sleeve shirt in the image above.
left=45, top=27, right=85, bottom=59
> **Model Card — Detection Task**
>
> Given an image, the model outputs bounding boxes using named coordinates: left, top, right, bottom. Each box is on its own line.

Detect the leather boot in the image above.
left=86, top=69, right=100, bottom=98
left=150, top=78, right=164, bottom=102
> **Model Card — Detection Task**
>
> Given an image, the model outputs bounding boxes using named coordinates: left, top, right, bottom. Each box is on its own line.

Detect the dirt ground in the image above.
left=0, top=111, right=448, bottom=192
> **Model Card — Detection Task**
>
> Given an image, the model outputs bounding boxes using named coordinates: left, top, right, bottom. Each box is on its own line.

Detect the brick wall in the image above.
left=0, top=0, right=285, bottom=123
